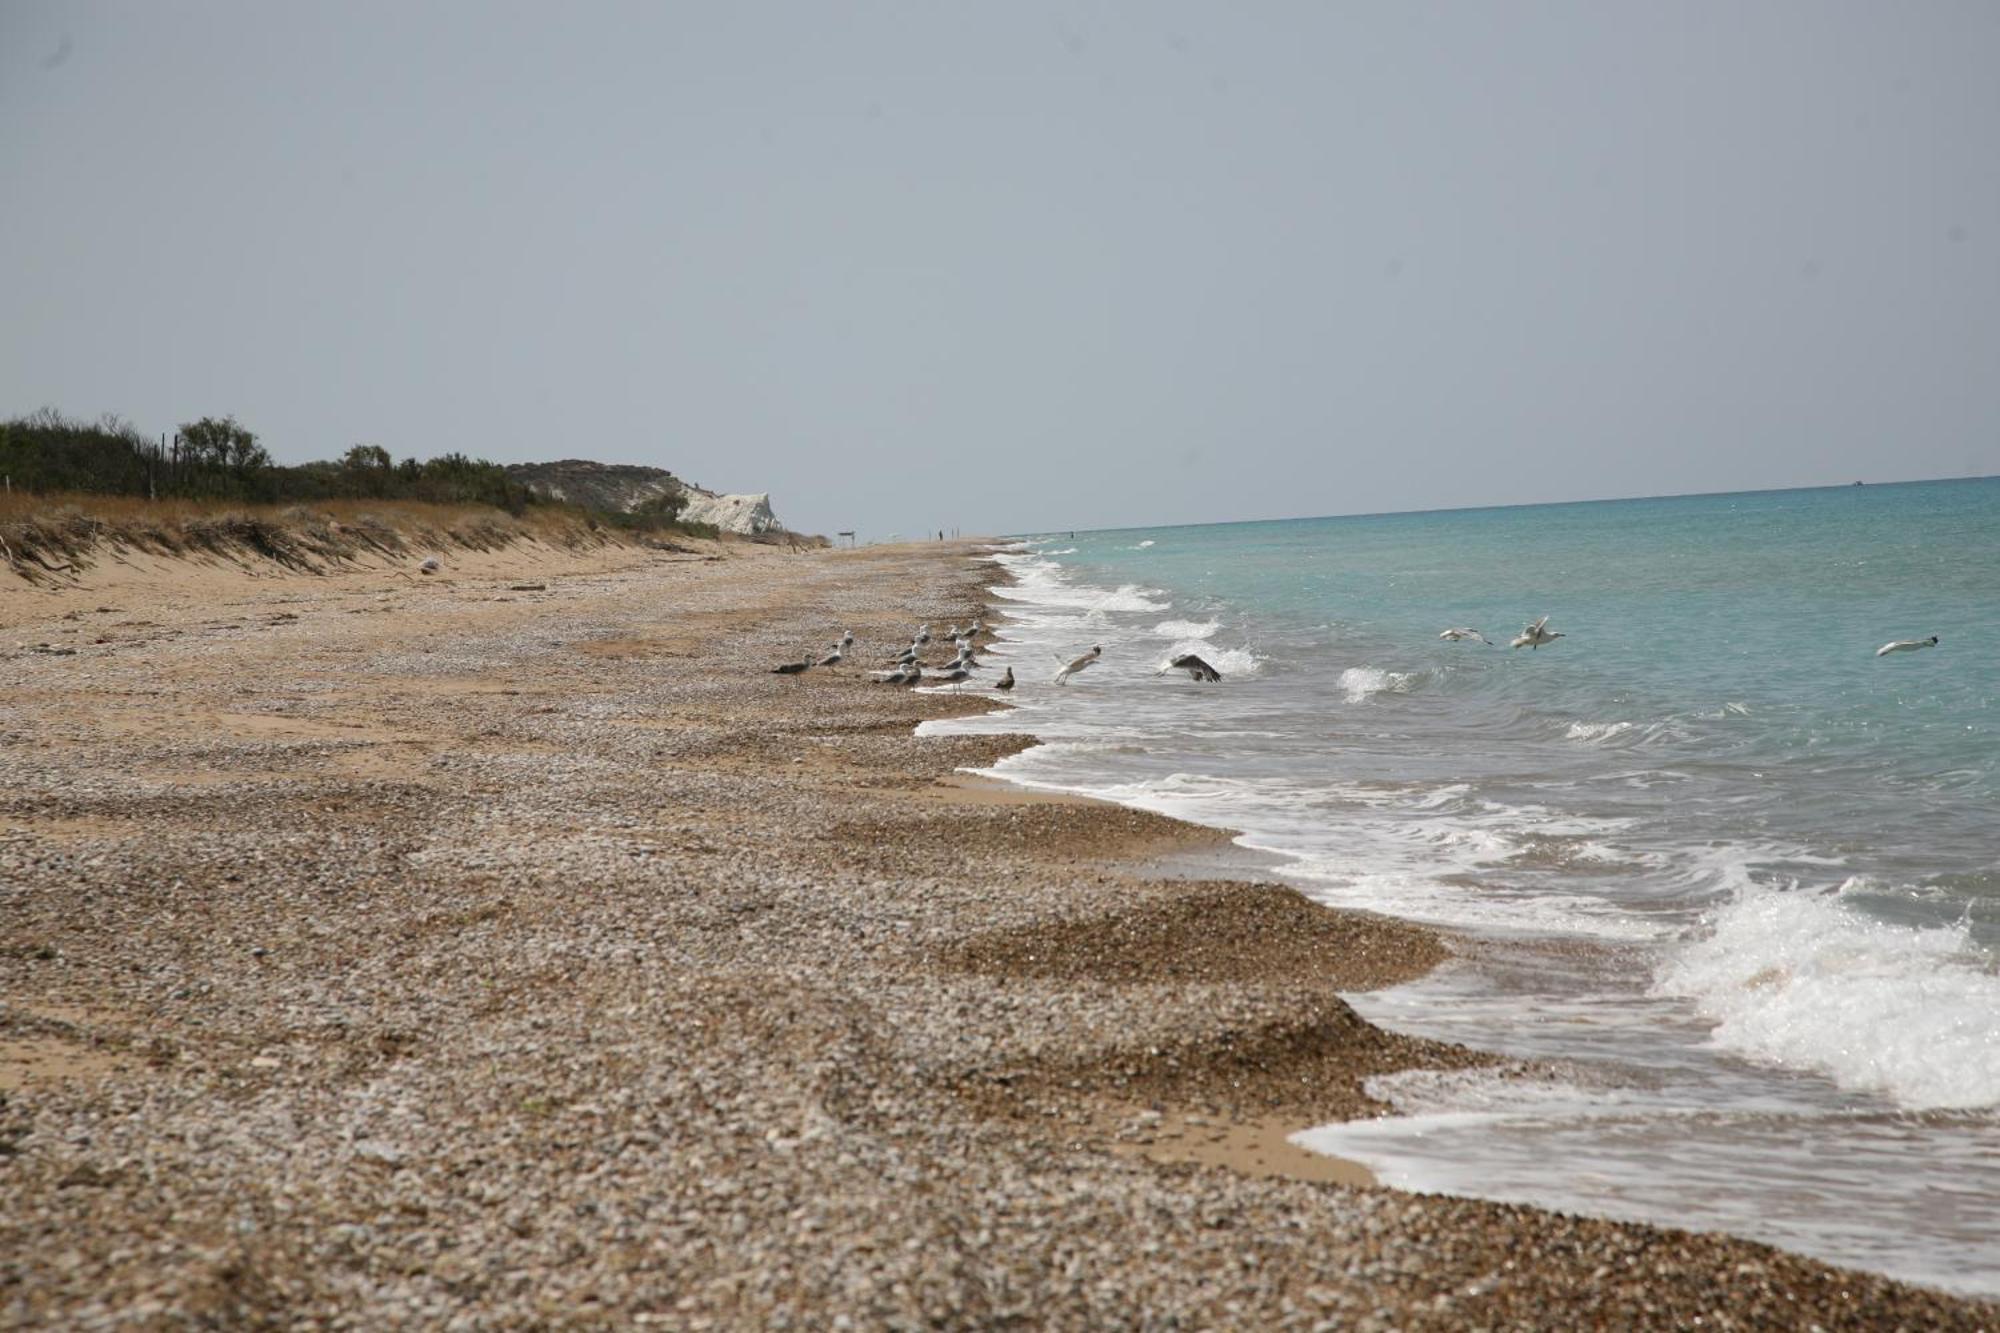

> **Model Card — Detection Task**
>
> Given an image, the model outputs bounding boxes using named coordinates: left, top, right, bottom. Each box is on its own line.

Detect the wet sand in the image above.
left=2, top=539, right=1991, bottom=1328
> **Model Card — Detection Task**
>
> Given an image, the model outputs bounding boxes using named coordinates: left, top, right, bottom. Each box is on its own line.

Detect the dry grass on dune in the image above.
left=0, top=492, right=643, bottom=583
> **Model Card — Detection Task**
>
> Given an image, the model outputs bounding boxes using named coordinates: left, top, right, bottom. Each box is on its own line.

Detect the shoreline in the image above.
left=3, top=539, right=1991, bottom=1326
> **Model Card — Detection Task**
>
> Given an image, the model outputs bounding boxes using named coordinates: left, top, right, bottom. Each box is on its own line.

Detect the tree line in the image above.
left=0, top=408, right=685, bottom=521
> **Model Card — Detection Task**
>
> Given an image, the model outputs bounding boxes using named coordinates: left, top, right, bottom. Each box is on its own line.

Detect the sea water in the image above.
left=920, top=478, right=2000, bottom=1295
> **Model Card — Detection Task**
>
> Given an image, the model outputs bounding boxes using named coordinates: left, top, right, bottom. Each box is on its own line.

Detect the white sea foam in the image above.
left=1153, top=619, right=1220, bottom=639
left=1566, top=721, right=1635, bottom=743
left=1656, top=886, right=2000, bottom=1111
left=1284, top=859, right=1670, bottom=940
left=1338, top=666, right=1417, bottom=703
left=988, top=557, right=1169, bottom=614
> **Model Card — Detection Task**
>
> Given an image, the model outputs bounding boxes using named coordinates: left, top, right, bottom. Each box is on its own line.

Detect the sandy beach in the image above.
left=3, top=539, right=1991, bottom=1329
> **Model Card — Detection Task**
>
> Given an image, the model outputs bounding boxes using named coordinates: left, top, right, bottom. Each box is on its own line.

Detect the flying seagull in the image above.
left=1511, top=616, right=1564, bottom=650
left=993, top=666, right=1015, bottom=691
left=1054, top=645, right=1102, bottom=685
left=1439, top=628, right=1491, bottom=645
left=1876, top=635, right=1939, bottom=657
left=1160, top=652, right=1222, bottom=683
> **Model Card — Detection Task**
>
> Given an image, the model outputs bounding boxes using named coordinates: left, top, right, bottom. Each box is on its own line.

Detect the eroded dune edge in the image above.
left=2, top=541, right=1988, bottom=1329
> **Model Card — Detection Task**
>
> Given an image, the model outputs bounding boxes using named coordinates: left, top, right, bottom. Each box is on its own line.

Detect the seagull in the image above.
left=888, top=645, right=919, bottom=665
left=1876, top=635, right=1939, bottom=657
left=815, top=644, right=845, bottom=667
left=1160, top=652, right=1222, bottom=683
left=839, top=630, right=854, bottom=651
left=993, top=666, right=1015, bottom=691
left=933, top=664, right=972, bottom=689
left=967, top=619, right=984, bottom=638
left=1054, top=645, right=1102, bottom=685
left=873, top=662, right=922, bottom=685
left=914, top=624, right=932, bottom=647
left=771, top=655, right=812, bottom=678
left=418, top=557, right=441, bottom=575
left=1510, top=616, right=1564, bottom=650
left=943, top=624, right=962, bottom=642
left=1439, top=628, right=1491, bottom=645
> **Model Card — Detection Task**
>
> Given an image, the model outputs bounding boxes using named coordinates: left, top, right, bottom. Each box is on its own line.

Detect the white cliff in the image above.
left=678, top=489, right=781, bottom=535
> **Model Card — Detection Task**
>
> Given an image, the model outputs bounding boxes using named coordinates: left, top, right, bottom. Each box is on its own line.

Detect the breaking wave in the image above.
left=1656, top=883, right=2000, bottom=1111
left=1337, top=666, right=1419, bottom=703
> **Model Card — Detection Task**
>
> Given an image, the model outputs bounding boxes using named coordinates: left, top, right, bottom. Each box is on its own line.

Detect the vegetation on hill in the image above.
left=0, top=409, right=538, bottom=511
left=0, top=408, right=752, bottom=582
left=502, top=459, right=688, bottom=516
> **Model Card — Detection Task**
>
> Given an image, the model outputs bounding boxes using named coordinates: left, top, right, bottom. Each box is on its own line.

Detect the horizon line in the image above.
left=1004, top=469, right=1999, bottom=539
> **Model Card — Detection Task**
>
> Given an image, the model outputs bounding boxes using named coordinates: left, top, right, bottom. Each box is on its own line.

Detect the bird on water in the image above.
left=1161, top=652, right=1222, bottom=682
left=1054, top=646, right=1102, bottom=684
left=993, top=666, right=1015, bottom=691
left=1511, top=616, right=1564, bottom=650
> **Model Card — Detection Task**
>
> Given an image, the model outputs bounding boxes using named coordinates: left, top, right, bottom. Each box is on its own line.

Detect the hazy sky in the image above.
left=5, top=3, right=1997, bottom=537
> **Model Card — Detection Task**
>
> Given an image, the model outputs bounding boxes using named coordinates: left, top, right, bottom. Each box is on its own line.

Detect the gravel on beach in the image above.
left=2, top=541, right=1991, bottom=1330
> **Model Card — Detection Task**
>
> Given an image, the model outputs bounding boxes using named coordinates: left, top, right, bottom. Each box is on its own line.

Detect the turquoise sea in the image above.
left=923, top=477, right=2000, bottom=1294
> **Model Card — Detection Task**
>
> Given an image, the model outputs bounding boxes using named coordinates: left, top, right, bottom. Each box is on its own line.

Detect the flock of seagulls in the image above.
left=1432, top=616, right=1940, bottom=660
left=1436, top=617, right=1565, bottom=650
left=776, top=612, right=1941, bottom=686
left=774, top=621, right=1007, bottom=690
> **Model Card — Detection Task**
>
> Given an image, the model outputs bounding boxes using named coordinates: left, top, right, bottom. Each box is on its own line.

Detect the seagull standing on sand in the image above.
left=1160, top=652, right=1222, bottom=683
left=771, top=655, right=812, bottom=678
left=839, top=630, right=854, bottom=652
left=1876, top=635, right=1940, bottom=657
left=1511, top=616, right=1564, bottom=650
left=815, top=644, right=844, bottom=667
left=993, top=666, right=1015, bottom=691
left=914, top=624, right=932, bottom=647
left=1054, top=646, right=1102, bottom=685
left=1439, top=628, right=1491, bottom=645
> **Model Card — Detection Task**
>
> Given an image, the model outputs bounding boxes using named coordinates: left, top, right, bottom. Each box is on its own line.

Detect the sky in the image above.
left=4, top=2, right=1997, bottom=538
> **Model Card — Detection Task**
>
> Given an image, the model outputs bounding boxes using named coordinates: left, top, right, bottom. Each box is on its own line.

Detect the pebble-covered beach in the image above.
left=3, top=540, right=1991, bottom=1329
